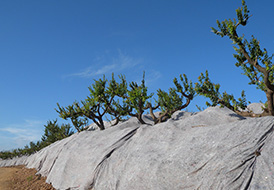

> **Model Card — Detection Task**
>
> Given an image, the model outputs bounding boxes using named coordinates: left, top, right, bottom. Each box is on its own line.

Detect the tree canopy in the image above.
left=211, top=0, right=274, bottom=116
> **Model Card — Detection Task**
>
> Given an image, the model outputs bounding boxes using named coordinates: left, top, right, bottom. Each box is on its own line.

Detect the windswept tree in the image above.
left=211, top=0, right=274, bottom=116
left=57, top=72, right=196, bottom=128
left=80, top=74, right=127, bottom=130
left=195, top=70, right=248, bottom=114
left=56, top=74, right=127, bottom=130
left=56, top=102, right=88, bottom=132
left=149, top=74, right=195, bottom=124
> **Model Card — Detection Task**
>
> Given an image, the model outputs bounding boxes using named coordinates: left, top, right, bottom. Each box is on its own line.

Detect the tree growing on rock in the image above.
left=106, top=99, right=130, bottom=126
left=57, top=72, right=196, bottom=128
left=56, top=74, right=127, bottom=130
left=109, top=72, right=194, bottom=125
left=56, top=102, right=89, bottom=132
left=107, top=72, right=153, bottom=125
left=104, top=74, right=129, bottom=125
left=211, top=0, right=274, bottom=116
left=149, top=74, right=195, bottom=124
left=125, top=73, right=153, bottom=124
left=195, top=70, right=248, bottom=114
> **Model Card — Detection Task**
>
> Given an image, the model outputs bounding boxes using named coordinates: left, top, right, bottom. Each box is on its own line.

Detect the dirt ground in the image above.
left=0, top=165, right=55, bottom=190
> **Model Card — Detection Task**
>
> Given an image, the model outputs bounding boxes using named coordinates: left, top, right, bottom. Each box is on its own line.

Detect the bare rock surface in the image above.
left=1, top=104, right=274, bottom=190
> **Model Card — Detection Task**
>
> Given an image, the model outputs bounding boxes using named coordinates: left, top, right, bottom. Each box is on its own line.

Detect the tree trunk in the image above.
left=98, top=117, right=105, bottom=130
left=71, top=119, right=81, bottom=133
left=137, top=114, right=146, bottom=124
left=266, top=90, right=274, bottom=115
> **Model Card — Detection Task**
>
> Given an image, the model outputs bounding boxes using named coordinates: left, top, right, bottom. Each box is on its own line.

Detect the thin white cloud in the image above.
left=146, top=70, right=162, bottom=86
left=73, top=63, right=118, bottom=78
left=69, top=50, right=142, bottom=78
left=0, top=119, right=44, bottom=150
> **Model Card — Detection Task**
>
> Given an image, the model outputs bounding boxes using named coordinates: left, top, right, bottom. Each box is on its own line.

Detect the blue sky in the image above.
left=0, top=0, right=273, bottom=151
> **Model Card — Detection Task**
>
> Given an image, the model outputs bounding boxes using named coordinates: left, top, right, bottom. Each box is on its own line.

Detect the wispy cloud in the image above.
left=69, top=50, right=142, bottom=78
left=65, top=49, right=163, bottom=95
left=146, top=70, right=162, bottom=86
left=0, top=119, right=44, bottom=150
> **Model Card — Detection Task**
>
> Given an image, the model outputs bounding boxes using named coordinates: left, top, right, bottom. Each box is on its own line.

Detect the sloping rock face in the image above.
left=1, top=105, right=274, bottom=190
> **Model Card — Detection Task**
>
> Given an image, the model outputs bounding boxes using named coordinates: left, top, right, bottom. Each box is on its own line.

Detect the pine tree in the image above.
left=41, top=119, right=74, bottom=145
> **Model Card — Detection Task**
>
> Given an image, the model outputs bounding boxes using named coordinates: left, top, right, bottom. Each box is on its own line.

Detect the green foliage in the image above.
left=125, top=72, right=153, bottom=124
left=2, top=71, right=202, bottom=161
left=233, top=36, right=274, bottom=92
left=56, top=72, right=196, bottom=126
left=107, top=98, right=130, bottom=125
left=0, top=119, right=74, bottom=160
left=152, top=74, right=195, bottom=123
left=211, top=0, right=274, bottom=115
left=80, top=73, right=128, bottom=129
left=56, top=102, right=88, bottom=132
left=105, top=72, right=157, bottom=125
left=211, top=0, right=250, bottom=40
left=195, top=70, right=247, bottom=111
left=41, top=119, right=74, bottom=145
left=0, top=151, right=14, bottom=159
left=97, top=74, right=129, bottom=125
left=56, top=73, right=128, bottom=130
left=127, top=74, right=152, bottom=111
left=0, top=141, right=40, bottom=159
left=0, top=72, right=197, bottom=159
left=157, top=88, right=181, bottom=115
